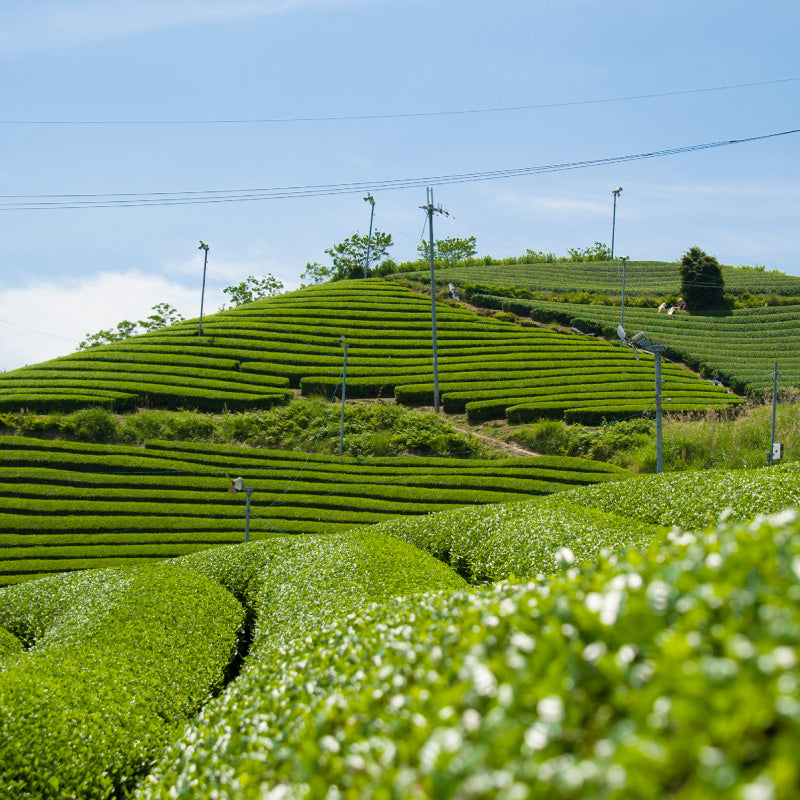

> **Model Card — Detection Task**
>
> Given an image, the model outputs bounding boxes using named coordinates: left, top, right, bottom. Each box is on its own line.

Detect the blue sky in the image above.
left=1, top=0, right=798, bottom=370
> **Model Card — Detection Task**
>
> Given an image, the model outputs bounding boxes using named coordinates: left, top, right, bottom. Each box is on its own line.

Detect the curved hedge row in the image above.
left=0, top=563, right=243, bottom=798
left=139, top=510, right=800, bottom=799
left=0, top=436, right=627, bottom=583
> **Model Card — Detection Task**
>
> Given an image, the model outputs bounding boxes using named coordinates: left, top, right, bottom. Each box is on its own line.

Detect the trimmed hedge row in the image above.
left=0, top=563, right=243, bottom=798
left=0, top=437, right=626, bottom=582
left=140, top=510, right=800, bottom=798
left=2, top=280, right=736, bottom=415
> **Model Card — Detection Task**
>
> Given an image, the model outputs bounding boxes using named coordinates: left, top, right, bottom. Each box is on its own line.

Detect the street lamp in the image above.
left=617, top=327, right=666, bottom=474
left=198, top=241, right=209, bottom=336
left=227, top=476, right=253, bottom=542
left=363, top=193, right=375, bottom=279
left=610, top=187, right=623, bottom=260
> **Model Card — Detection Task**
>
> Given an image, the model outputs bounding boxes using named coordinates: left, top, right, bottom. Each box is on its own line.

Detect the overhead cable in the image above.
left=1, top=128, right=798, bottom=212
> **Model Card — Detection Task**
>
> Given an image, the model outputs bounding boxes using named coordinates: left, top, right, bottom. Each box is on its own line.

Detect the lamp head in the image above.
left=199, top=241, right=209, bottom=251
left=364, top=193, right=375, bottom=206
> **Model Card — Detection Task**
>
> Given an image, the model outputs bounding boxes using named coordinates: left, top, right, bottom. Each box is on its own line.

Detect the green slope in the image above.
left=0, top=278, right=738, bottom=422
left=0, top=435, right=627, bottom=584
left=400, top=259, right=800, bottom=296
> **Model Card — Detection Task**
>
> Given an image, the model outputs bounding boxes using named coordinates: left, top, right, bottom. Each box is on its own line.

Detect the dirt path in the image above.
left=449, top=422, right=541, bottom=457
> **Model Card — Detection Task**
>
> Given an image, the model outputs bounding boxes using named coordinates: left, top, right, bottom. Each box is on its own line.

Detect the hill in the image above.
left=0, top=279, right=739, bottom=423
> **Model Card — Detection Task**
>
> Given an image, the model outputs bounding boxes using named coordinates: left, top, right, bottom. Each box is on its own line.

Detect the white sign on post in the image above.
left=773, top=443, right=783, bottom=461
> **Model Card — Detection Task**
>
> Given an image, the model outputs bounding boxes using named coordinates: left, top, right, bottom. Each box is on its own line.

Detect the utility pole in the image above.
left=198, top=241, right=209, bottom=336
left=339, top=336, right=347, bottom=456
left=652, top=345, right=665, bottom=474
left=363, top=193, right=375, bottom=279
left=611, top=187, right=622, bottom=260
left=620, top=256, right=628, bottom=327
left=421, top=187, right=448, bottom=413
left=769, top=362, right=778, bottom=466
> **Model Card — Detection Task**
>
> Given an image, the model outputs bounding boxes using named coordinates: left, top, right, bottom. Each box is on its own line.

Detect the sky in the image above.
left=1, top=0, right=798, bottom=371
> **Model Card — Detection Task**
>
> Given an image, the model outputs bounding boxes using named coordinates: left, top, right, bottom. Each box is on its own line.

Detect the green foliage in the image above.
left=417, top=235, right=478, bottom=268
left=567, top=241, right=613, bottom=261
left=299, top=260, right=333, bottom=286
left=78, top=303, right=184, bottom=350
left=221, top=274, right=284, bottom=308
left=0, top=563, right=243, bottom=798
left=680, top=246, right=726, bottom=311
left=140, top=509, right=800, bottom=798
left=324, top=230, right=394, bottom=279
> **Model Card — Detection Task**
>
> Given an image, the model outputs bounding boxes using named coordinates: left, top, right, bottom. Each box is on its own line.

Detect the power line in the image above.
left=1, top=128, right=798, bottom=212
left=1, top=77, right=797, bottom=126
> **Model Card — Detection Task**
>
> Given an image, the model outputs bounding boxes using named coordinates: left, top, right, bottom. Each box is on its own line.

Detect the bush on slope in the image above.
left=370, top=460, right=800, bottom=584
left=0, top=565, right=244, bottom=799
left=139, top=511, right=800, bottom=799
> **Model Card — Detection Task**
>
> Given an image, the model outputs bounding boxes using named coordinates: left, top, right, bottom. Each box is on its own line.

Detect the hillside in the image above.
left=1, top=461, right=798, bottom=797
left=399, top=258, right=800, bottom=296
left=0, top=278, right=738, bottom=423
left=0, top=435, right=626, bottom=585
left=477, top=295, right=800, bottom=393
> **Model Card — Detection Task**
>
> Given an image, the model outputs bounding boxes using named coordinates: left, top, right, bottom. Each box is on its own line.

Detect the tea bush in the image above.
left=0, top=563, right=244, bottom=798
left=139, top=510, right=800, bottom=799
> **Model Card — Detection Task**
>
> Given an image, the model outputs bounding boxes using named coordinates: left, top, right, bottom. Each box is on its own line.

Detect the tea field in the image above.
left=1, top=460, right=798, bottom=797
left=0, top=435, right=626, bottom=585
left=401, top=259, right=800, bottom=297
left=0, top=279, right=738, bottom=423
left=479, top=296, right=800, bottom=394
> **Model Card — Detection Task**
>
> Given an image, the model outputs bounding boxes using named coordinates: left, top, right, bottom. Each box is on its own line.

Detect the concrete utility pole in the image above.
left=611, top=187, right=623, bottom=260
left=769, top=362, right=778, bottom=466
left=421, top=187, right=448, bottom=413
left=339, top=336, right=347, bottom=456
left=620, top=256, right=628, bottom=327
left=198, top=241, right=209, bottom=336
left=363, top=193, right=375, bottom=279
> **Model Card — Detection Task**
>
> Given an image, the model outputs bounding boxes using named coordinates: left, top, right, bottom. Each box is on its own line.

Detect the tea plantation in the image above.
left=1, top=461, right=797, bottom=797
left=0, top=435, right=626, bottom=585
left=401, top=259, right=800, bottom=297
left=484, top=296, right=800, bottom=394
left=0, top=279, right=737, bottom=423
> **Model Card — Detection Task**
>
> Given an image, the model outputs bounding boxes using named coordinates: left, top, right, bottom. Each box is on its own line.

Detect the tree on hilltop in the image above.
left=324, top=230, right=394, bottom=280
left=78, top=303, right=184, bottom=349
left=679, top=247, right=725, bottom=311
left=221, top=274, right=284, bottom=308
left=417, top=235, right=478, bottom=269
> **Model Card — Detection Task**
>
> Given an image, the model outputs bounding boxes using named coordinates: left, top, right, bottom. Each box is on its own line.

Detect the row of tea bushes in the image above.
left=372, top=460, right=800, bottom=583
left=0, top=279, right=737, bottom=419
left=483, top=294, right=800, bottom=394
left=401, top=259, right=800, bottom=296
left=138, top=510, right=800, bottom=799
left=0, top=563, right=244, bottom=798
left=0, top=436, right=626, bottom=583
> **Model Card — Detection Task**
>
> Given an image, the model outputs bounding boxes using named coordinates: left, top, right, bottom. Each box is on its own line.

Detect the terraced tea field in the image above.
left=481, top=296, right=800, bottom=393
left=400, top=259, right=800, bottom=296
left=0, top=279, right=738, bottom=423
left=0, top=435, right=626, bottom=584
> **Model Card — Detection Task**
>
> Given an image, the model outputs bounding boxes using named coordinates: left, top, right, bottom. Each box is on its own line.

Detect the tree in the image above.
left=417, top=235, right=477, bottom=268
left=679, top=247, right=725, bottom=311
left=221, top=274, right=284, bottom=308
left=78, top=304, right=184, bottom=350
left=324, top=230, right=393, bottom=280
left=299, top=261, right=334, bottom=287
left=567, top=242, right=613, bottom=262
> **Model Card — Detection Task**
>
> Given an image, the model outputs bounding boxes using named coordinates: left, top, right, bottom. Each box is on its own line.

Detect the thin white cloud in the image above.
left=0, top=0, right=358, bottom=53
left=492, top=189, right=608, bottom=217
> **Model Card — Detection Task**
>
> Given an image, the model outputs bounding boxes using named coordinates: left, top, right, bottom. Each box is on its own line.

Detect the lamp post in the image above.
left=339, top=335, right=347, bottom=456
left=228, top=476, right=253, bottom=542
left=198, top=241, right=209, bottom=336
left=363, top=193, right=375, bottom=279
left=611, top=187, right=622, bottom=260
left=618, top=327, right=666, bottom=474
